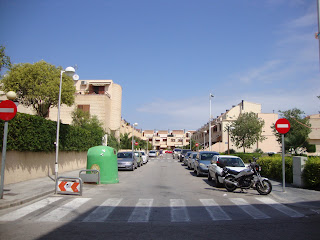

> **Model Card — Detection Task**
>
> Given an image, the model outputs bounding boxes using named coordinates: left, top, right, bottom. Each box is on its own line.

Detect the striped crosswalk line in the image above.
left=200, top=199, right=231, bottom=221
left=83, top=198, right=122, bottom=222
left=0, top=196, right=307, bottom=223
left=37, top=198, right=91, bottom=222
left=230, top=198, right=270, bottom=219
left=0, top=197, right=62, bottom=221
left=256, top=197, right=304, bottom=218
left=170, top=199, right=190, bottom=222
left=128, top=199, right=153, bottom=222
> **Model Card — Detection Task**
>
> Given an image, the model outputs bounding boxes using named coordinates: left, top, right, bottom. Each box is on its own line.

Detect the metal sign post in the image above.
left=275, top=118, right=291, bottom=192
left=0, top=100, right=18, bottom=199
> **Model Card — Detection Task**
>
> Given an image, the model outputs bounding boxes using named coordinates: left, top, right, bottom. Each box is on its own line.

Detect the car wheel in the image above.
left=131, top=165, right=135, bottom=171
left=208, top=171, right=212, bottom=181
left=196, top=169, right=201, bottom=177
left=215, top=174, right=223, bottom=188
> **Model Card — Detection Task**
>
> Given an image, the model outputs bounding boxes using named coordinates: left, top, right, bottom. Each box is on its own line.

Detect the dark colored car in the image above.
left=180, top=149, right=192, bottom=162
left=193, top=151, right=219, bottom=177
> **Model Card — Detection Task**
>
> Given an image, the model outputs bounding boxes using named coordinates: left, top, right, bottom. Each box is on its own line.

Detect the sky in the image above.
left=1, top=0, right=319, bottom=131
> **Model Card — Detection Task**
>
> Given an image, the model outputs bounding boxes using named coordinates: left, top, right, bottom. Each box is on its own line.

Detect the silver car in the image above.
left=117, top=152, right=138, bottom=171
left=139, top=151, right=148, bottom=164
left=187, top=152, right=198, bottom=170
left=148, top=150, right=157, bottom=157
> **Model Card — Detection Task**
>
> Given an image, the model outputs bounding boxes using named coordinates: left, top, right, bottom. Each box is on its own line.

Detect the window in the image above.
left=78, top=105, right=90, bottom=113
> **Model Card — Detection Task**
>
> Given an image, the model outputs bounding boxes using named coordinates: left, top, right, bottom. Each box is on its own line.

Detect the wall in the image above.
left=0, top=151, right=87, bottom=184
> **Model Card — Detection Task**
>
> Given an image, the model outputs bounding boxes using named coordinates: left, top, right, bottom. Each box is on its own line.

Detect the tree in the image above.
left=1, top=60, right=75, bottom=117
left=229, top=112, right=266, bottom=153
left=0, top=45, right=12, bottom=72
left=120, top=133, right=132, bottom=150
left=71, top=108, right=105, bottom=146
left=107, top=132, right=120, bottom=151
left=273, top=108, right=311, bottom=155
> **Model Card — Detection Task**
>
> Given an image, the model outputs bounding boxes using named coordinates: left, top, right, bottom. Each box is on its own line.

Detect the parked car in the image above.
left=193, top=151, right=219, bottom=177
left=180, top=149, right=192, bottom=162
left=165, top=150, right=173, bottom=154
left=117, top=151, right=137, bottom=171
left=148, top=150, right=157, bottom=158
left=183, top=151, right=194, bottom=166
left=187, top=152, right=198, bottom=170
left=140, top=151, right=148, bottom=164
left=208, top=155, right=246, bottom=187
left=173, top=148, right=182, bottom=159
left=134, top=151, right=143, bottom=167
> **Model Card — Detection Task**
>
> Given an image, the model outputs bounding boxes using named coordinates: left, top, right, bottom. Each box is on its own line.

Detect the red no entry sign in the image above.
left=275, top=118, right=291, bottom=134
left=195, top=143, right=199, bottom=147
left=0, top=100, right=17, bottom=121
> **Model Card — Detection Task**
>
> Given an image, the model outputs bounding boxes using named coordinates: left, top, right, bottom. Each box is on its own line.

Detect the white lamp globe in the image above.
left=6, top=91, right=17, bottom=100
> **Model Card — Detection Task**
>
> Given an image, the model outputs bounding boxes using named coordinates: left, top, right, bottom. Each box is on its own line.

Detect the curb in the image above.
left=0, top=190, right=54, bottom=210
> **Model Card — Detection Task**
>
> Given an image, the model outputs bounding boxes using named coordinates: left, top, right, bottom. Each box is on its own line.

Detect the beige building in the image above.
left=142, top=130, right=193, bottom=150
left=1, top=79, right=123, bottom=138
left=192, top=100, right=281, bottom=153
left=307, top=114, right=320, bottom=154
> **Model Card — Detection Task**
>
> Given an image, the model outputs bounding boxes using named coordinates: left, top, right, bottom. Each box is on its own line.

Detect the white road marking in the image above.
left=170, top=199, right=190, bottom=222
left=128, top=199, right=153, bottom=222
left=0, top=197, right=62, bottom=221
left=256, top=197, right=304, bottom=218
left=200, top=199, right=231, bottom=221
left=37, top=198, right=91, bottom=222
left=230, top=198, right=270, bottom=219
left=82, top=198, right=122, bottom=222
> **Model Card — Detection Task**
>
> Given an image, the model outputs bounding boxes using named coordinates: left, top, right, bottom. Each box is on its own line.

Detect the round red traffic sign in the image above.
left=275, top=118, right=291, bottom=134
left=0, top=100, right=17, bottom=121
left=195, top=143, right=199, bottom=147
left=135, top=142, right=138, bottom=146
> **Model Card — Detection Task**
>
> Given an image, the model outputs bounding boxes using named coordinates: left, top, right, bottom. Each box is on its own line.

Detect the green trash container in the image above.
left=87, top=146, right=119, bottom=184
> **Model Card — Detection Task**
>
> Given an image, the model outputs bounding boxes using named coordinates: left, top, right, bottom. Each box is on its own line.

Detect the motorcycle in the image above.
left=222, top=158, right=272, bottom=195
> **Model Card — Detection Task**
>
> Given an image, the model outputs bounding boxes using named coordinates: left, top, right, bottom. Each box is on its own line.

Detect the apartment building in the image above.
left=307, top=114, right=320, bottom=154
left=1, top=79, right=123, bottom=138
left=192, top=100, right=281, bottom=153
left=142, top=130, right=192, bottom=150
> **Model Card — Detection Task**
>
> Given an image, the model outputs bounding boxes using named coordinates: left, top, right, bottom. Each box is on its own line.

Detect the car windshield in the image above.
left=220, top=157, right=245, bottom=167
left=200, top=153, right=218, bottom=160
left=117, top=152, right=132, bottom=158
left=175, top=149, right=182, bottom=152
left=150, top=151, right=156, bottom=153
left=141, top=152, right=145, bottom=156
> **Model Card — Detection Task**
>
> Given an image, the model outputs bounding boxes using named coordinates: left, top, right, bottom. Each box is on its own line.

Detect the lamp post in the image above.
left=55, top=67, right=77, bottom=184
left=203, top=131, right=206, bottom=150
left=132, top=123, right=138, bottom=155
left=227, top=126, right=235, bottom=155
left=209, top=93, right=214, bottom=151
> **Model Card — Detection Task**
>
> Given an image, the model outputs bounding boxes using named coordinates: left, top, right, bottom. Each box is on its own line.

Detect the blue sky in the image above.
left=1, top=0, right=319, bottom=131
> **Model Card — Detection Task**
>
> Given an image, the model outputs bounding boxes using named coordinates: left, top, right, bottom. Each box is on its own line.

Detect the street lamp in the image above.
left=132, top=123, right=138, bottom=155
left=209, top=93, right=214, bottom=151
left=203, top=131, right=206, bottom=150
left=227, top=126, right=235, bottom=155
left=55, top=66, right=77, bottom=184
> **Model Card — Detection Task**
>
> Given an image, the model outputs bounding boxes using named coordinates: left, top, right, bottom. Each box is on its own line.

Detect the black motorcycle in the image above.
left=223, top=158, right=272, bottom=195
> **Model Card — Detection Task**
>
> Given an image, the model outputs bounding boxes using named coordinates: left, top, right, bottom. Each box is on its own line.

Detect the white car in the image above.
left=208, top=155, right=247, bottom=187
left=140, top=151, right=148, bottom=164
left=148, top=150, right=157, bottom=157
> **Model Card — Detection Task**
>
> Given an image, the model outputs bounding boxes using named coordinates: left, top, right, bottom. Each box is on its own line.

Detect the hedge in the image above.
left=0, top=113, right=104, bottom=152
left=257, top=155, right=293, bottom=183
left=302, top=157, right=320, bottom=190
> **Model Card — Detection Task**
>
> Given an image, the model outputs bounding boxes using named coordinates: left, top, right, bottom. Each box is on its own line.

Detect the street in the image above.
left=0, top=153, right=320, bottom=240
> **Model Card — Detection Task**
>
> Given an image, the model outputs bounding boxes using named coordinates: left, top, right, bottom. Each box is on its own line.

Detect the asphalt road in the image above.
left=0, top=154, right=320, bottom=240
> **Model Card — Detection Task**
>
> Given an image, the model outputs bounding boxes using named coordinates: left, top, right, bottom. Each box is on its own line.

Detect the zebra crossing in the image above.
left=0, top=196, right=306, bottom=223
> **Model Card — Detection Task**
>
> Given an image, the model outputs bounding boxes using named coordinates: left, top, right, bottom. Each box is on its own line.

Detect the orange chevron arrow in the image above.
left=71, top=182, right=80, bottom=192
left=58, top=181, right=67, bottom=191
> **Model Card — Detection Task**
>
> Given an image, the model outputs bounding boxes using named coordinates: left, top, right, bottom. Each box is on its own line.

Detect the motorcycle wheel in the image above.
left=224, top=175, right=237, bottom=192
left=256, top=180, right=272, bottom=195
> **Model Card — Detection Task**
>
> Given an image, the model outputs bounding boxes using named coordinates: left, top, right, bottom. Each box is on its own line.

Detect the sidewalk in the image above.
left=0, top=169, right=83, bottom=210
left=0, top=172, right=320, bottom=210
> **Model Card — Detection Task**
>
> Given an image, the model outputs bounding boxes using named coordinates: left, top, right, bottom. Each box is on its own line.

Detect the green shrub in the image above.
left=232, top=152, right=262, bottom=163
left=302, top=157, right=320, bottom=189
left=257, top=155, right=293, bottom=183
left=0, top=113, right=104, bottom=152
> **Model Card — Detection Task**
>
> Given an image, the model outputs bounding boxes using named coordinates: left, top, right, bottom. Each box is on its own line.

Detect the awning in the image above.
left=90, top=82, right=111, bottom=86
